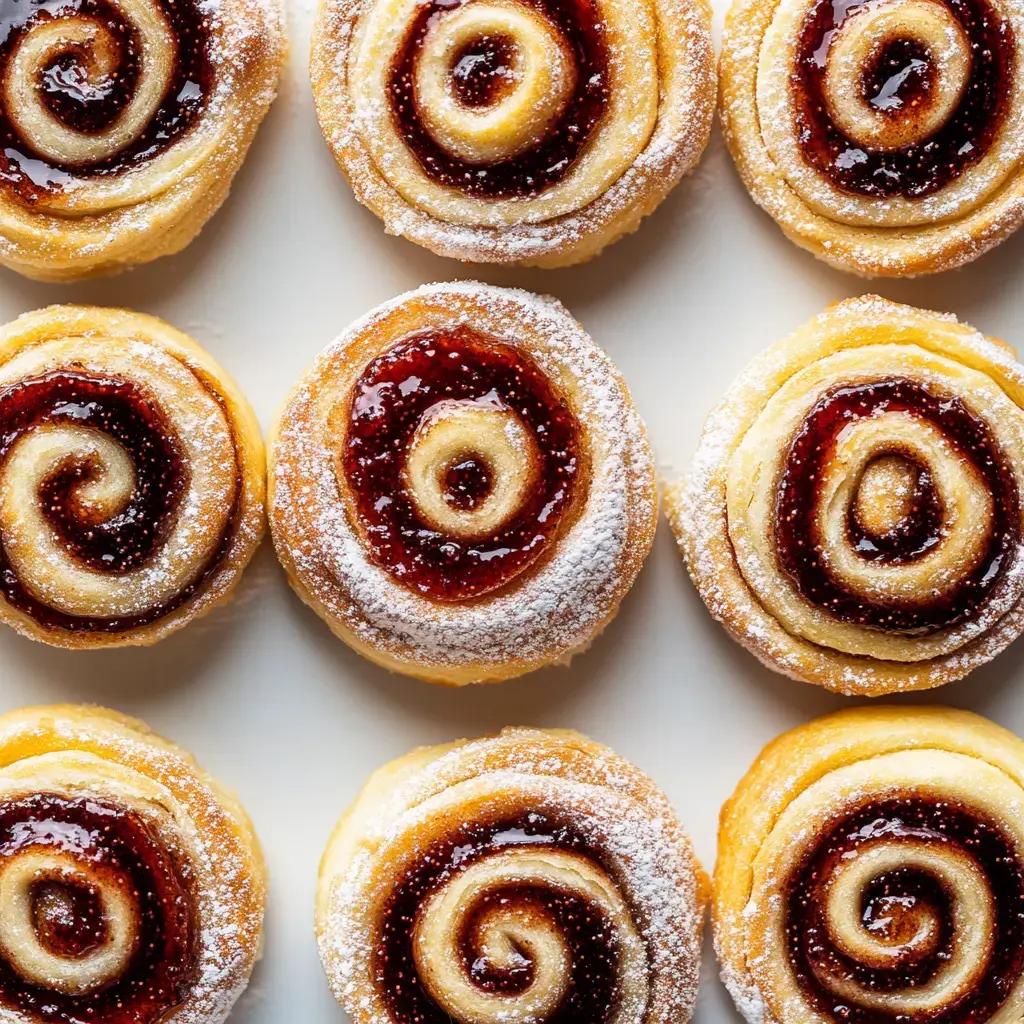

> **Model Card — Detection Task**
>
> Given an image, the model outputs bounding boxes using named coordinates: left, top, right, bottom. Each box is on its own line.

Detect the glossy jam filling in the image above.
left=774, top=379, right=1019, bottom=632
left=0, top=0, right=212, bottom=202
left=0, top=793, right=195, bottom=1024
left=862, top=39, right=932, bottom=112
left=377, top=814, right=624, bottom=1024
left=343, top=328, right=581, bottom=601
left=0, top=370, right=240, bottom=634
left=444, top=456, right=492, bottom=510
left=793, top=0, right=1013, bottom=198
left=32, top=880, right=108, bottom=957
left=450, top=34, right=519, bottom=108
left=390, top=0, right=609, bottom=197
left=787, top=797, right=1024, bottom=1023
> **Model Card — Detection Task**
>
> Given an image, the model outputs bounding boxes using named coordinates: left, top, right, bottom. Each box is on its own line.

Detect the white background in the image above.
left=1, top=1, right=1023, bottom=1020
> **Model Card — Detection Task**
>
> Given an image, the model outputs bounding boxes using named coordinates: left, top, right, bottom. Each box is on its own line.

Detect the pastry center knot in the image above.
left=852, top=452, right=927, bottom=542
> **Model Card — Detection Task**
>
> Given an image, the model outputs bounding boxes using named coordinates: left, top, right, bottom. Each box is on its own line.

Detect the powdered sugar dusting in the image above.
left=317, top=728, right=706, bottom=1024
left=0, top=705, right=265, bottom=1024
left=270, top=282, right=656, bottom=681
left=666, top=295, right=1024, bottom=695
left=309, top=0, right=715, bottom=265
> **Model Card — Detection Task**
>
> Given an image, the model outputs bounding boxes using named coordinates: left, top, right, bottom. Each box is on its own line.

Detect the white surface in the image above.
left=2, top=1, right=1024, bottom=1021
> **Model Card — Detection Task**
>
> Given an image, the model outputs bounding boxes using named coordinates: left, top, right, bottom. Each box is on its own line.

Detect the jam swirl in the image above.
left=787, top=796, right=1024, bottom=1024
left=342, top=328, right=581, bottom=601
left=0, top=370, right=240, bottom=634
left=793, top=0, right=1014, bottom=198
left=378, top=814, right=625, bottom=1024
left=774, top=378, right=1019, bottom=633
left=0, top=793, right=195, bottom=1024
left=0, top=0, right=212, bottom=202
left=389, top=0, right=609, bottom=198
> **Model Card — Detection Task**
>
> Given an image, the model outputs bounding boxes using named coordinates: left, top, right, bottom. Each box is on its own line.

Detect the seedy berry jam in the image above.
left=444, top=456, right=492, bottom=510
left=774, top=379, right=1019, bottom=633
left=377, top=813, right=624, bottom=1024
left=0, top=0, right=212, bottom=202
left=787, top=797, right=1024, bottom=1023
left=0, top=793, right=195, bottom=1024
left=0, top=370, right=240, bottom=634
left=390, top=0, right=609, bottom=197
left=861, top=39, right=932, bottom=114
left=793, top=0, right=1013, bottom=198
left=343, top=328, right=581, bottom=601
left=32, top=880, right=108, bottom=958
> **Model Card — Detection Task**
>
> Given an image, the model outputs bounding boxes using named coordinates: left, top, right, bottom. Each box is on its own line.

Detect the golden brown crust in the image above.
left=0, top=703, right=266, bottom=1024
left=714, top=706, right=1024, bottom=1024
left=0, top=305, right=265, bottom=649
left=0, top=0, right=285, bottom=282
left=667, top=295, right=1024, bottom=695
left=719, top=0, right=1024, bottom=277
left=316, top=727, right=707, bottom=1024
left=268, top=282, right=657, bottom=685
left=309, top=0, right=714, bottom=267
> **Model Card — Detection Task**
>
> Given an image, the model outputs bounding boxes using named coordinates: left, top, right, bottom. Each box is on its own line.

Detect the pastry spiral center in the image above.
left=0, top=852, right=138, bottom=994
left=343, top=328, right=581, bottom=601
left=0, top=793, right=194, bottom=1022
left=414, top=4, right=577, bottom=164
left=784, top=0, right=1014, bottom=199
left=774, top=379, right=1016, bottom=633
left=3, top=0, right=176, bottom=167
left=0, top=0, right=211, bottom=201
left=852, top=453, right=927, bottom=539
left=403, top=399, right=540, bottom=541
left=786, top=798, right=1024, bottom=1023
left=822, top=0, right=969, bottom=150
left=377, top=815, right=649, bottom=1024
left=0, top=367, right=241, bottom=634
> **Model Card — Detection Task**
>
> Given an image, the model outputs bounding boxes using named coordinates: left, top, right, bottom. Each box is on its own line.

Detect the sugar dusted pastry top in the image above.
left=270, top=282, right=658, bottom=683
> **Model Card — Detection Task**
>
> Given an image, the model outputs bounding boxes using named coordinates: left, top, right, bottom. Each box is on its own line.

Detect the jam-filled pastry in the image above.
left=0, top=305, right=265, bottom=648
left=720, top=0, right=1024, bottom=275
left=0, top=703, right=265, bottom=1024
left=0, top=0, right=285, bottom=281
left=268, top=282, right=657, bottom=684
left=668, top=296, right=1024, bottom=695
left=316, top=727, right=707, bottom=1024
left=716, top=706, right=1024, bottom=1024
left=309, top=0, right=715, bottom=267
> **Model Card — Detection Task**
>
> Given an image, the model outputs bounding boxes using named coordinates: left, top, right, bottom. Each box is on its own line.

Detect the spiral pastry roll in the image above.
left=0, top=0, right=284, bottom=281
left=668, top=295, right=1024, bottom=695
left=317, top=727, right=707, bottom=1024
left=309, top=0, right=714, bottom=267
left=716, top=706, right=1024, bottom=1024
left=721, top=0, right=1024, bottom=275
left=269, top=282, right=657, bottom=684
left=0, top=305, right=264, bottom=649
left=0, top=703, right=265, bottom=1023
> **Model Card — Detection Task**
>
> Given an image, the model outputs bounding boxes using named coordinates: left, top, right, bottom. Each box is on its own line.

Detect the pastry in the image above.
left=715, top=706, right=1024, bottom=1024
left=668, top=295, right=1024, bottom=695
left=720, top=0, right=1024, bottom=276
left=309, top=0, right=715, bottom=267
left=0, top=703, right=265, bottom=1023
left=0, top=305, right=265, bottom=648
left=316, top=727, right=707, bottom=1024
left=0, top=0, right=285, bottom=281
left=269, top=282, right=657, bottom=684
